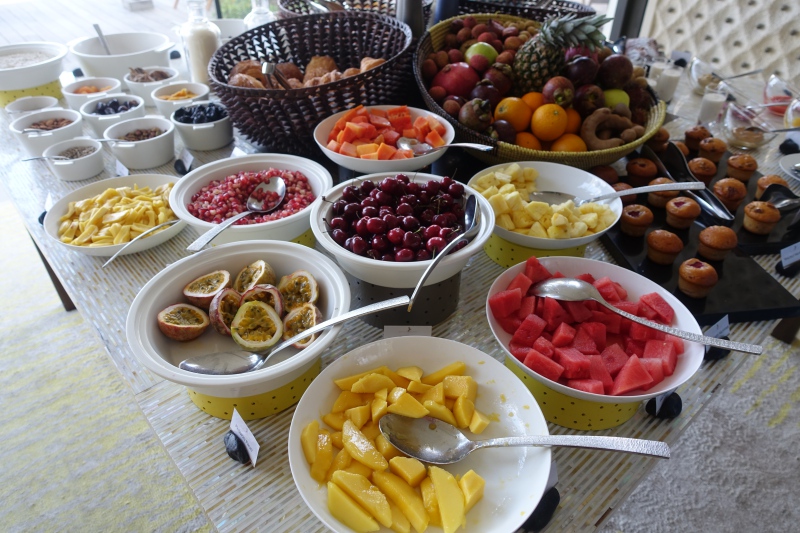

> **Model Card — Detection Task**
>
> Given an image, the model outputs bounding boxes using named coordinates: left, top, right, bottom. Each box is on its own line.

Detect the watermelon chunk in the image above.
left=489, top=288, right=523, bottom=318
left=570, top=327, right=599, bottom=355
left=497, top=315, right=523, bottom=335
left=613, top=300, right=640, bottom=316
left=665, top=334, right=685, bottom=355
left=613, top=282, right=628, bottom=301
left=589, top=355, right=614, bottom=394
left=638, top=300, right=659, bottom=321
left=610, top=355, right=653, bottom=395
left=629, top=322, right=666, bottom=341
left=566, top=378, right=604, bottom=394
left=543, top=297, right=572, bottom=332
left=594, top=277, right=621, bottom=302
left=517, top=296, right=536, bottom=320
left=564, top=300, right=593, bottom=323
left=523, top=349, right=564, bottom=382
left=625, top=337, right=645, bottom=357
left=533, top=336, right=555, bottom=358
left=511, top=313, right=547, bottom=347
left=524, top=256, right=553, bottom=284
left=576, top=273, right=596, bottom=284
left=579, top=322, right=606, bottom=352
left=640, top=358, right=665, bottom=389
left=554, top=347, right=591, bottom=379
left=590, top=310, right=622, bottom=334
left=600, top=343, right=629, bottom=377
left=640, top=292, right=675, bottom=324
left=508, top=340, right=532, bottom=361
left=643, top=339, right=678, bottom=376
left=507, top=272, right=533, bottom=295
left=551, top=322, right=576, bottom=347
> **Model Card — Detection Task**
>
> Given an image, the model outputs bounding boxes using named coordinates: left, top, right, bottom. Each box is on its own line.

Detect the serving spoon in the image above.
left=396, top=137, right=493, bottom=156
left=22, top=155, right=69, bottom=162
left=408, top=194, right=479, bottom=311
left=531, top=278, right=763, bottom=354
left=178, top=296, right=410, bottom=374
left=378, top=414, right=671, bottom=464
left=186, top=178, right=286, bottom=252
left=528, top=181, right=706, bottom=206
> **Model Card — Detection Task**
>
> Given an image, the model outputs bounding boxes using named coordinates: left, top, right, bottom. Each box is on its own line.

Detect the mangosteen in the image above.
left=597, top=54, right=633, bottom=89
left=469, top=80, right=502, bottom=109
left=563, top=56, right=599, bottom=87
left=573, top=84, right=606, bottom=118
left=458, top=98, right=493, bottom=132
left=487, top=119, right=516, bottom=144
left=483, top=63, right=513, bottom=96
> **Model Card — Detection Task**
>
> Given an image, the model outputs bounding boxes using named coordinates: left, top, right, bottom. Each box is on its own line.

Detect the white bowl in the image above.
left=126, top=240, right=351, bottom=398
left=62, top=77, right=123, bottom=110
left=288, top=336, right=551, bottom=533
left=151, top=81, right=210, bottom=118
left=124, top=66, right=180, bottom=107
left=170, top=101, right=233, bottom=151
left=311, top=172, right=495, bottom=288
left=43, top=174, right=186, bottom=256
left=468, top=161, right=622, bottom=251
left=79, top=93, right=146, bottom=137
left=486, top=256, right=704, bottom=403
left=103, top=115, right=175, bottom=170
left=170, top=154, right=333, bottom=245
left=4, top=96, right=59, bottom=117
left=42, top=138, right=105, bottom=181
left=313, top=105, right=456, bottom=173
left=0, top=42, right=67, bottom=92
left=69, top=32, right=174, bottom=84
left=9, top=108, right=83, bottom=157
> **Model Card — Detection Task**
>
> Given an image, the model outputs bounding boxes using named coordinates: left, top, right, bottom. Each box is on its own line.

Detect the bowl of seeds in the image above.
left=42, top=138, right=105, bottom=181
left=103, top=115, right=175, bottom=170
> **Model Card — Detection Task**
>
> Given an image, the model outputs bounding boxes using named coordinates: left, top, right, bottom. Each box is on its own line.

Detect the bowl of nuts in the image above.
left=79, top=93, right=146, bottom=137
left=103, top=115, right=175, bottom=170
left=42, top=138, right=105, bottom=181
left=124, top=66, right=180, bottom=106
left=9, top=108, right=84, bottom=157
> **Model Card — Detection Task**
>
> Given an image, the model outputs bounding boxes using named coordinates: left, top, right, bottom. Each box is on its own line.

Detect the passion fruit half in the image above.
left=240, top=284, right=285, bottom=317
left=277, top=270, right=319, bottom=312
left=233, top=260, right=277, bottom=293
left=209, top=288, right=241, bottom=336
left=282, top=303, right=323, bottom=349
left=183, top=269, right=231, bottom=309
left=230, top=300, right=283, bottom=351
left=156, top=303, right=209, bottom=341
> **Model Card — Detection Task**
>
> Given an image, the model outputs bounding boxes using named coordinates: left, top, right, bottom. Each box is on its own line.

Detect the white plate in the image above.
left=779, top=153, right=800, bottom=180
left=288, top=336, right=551, bottom=533
left=43, top=174, right=186, bottom=257
left=486, top=256, right=704, bottom=403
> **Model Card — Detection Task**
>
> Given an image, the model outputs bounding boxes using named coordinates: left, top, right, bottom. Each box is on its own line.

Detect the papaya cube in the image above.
left=427, top=115, right=446, bottom=135
left=326, top=481, right=380, bottom=533
left=326, top=139, right=341, bottom=153
left=443, top=375, right=477, bottom=402
left=360, top=152, right=380, bottom=160
left=375, top=142, right=397, bottom=160
left=339, top=141, right=358, bottom=158
left=389, top=457, right=427, bottom=488
left=356, top=143, right=379, bottom=155
left=425, top=129, right=446, bottom=148
left=458, top=470, right=485, bottom=513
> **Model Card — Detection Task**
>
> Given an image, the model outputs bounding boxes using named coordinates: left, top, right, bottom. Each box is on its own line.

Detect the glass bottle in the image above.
left=178, top=0, right=221, bottom=84
left=244, top=0, right=276, bottom=30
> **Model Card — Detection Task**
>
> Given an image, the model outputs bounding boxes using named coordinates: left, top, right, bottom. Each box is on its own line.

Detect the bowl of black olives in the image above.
left=79, top=93, right=145, bottom=137
left=170, top=101, right=232, bottom=151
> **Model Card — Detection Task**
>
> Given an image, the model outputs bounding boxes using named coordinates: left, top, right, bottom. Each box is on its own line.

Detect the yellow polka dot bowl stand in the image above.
left=0, top=42, right=67, bottom=107
left=484, top=231, right=586, bottom=268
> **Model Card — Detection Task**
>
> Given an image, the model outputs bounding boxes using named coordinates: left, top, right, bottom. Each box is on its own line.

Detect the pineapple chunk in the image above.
left=389, top=457, right=427, bottom=488
left=523, top=167, right=538, bottom=181
left=372, top=471, right=429, bottom=533
left=493, top=171, right=512, bottom=185
left=419, top=477, right=442, bottom=527
left=504, top=191, right=526, bottom=212
left=458, top=470, right=485, bottom=513
left=310, top=430, right=334, bottom=483
left=301, top=420, right=319, bottom=464
left=580, top=212, right=599, bottom=229
left=429, top=466, right=466, bottom=533
left=551, top=212, right=569, bottom=227
left=547, top=225, right=569, bottom=239
left=525, top=201, right=552, bottom=222
left=422, top=361, right=466, bottom=385
left=479, top=185, right=499, bottom=199
left=327, top=481, right=380, bottom=533
left=505, top=162, right=523, bottom=180
left=497, top=183, right=516, bottom=195
left=511, top=208, right=534, bottom=229
left=386, top=392, right=430, bottom=418
left=422, top=400, right=458, bottom=427
left=342, top=420, right=388, bottom=472
left=568, top=221, right=589, bottom=238
left=332, top=470, right=393, bottom=528
left=528, top=222, right=548, bottom=238
left=469, top=409, right=491, bottom=434
left=351, top=373, right=396, bottom=393
left=488, top=194, right=511, bottom=215
left=443, top=375, right=477, bottom=402
left=496, top=213, right=515, bottom=231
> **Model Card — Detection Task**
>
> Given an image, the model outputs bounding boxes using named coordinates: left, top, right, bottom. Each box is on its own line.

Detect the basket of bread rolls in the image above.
left=208, top=11, right=412, bottom=155
left=277, top=0, right=434, bottom=25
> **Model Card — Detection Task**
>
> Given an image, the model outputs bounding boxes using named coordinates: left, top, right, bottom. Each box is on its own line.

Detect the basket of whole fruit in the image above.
left=209, top=11, right=412, bottom=156
left=415, top=13, right=666, bottom=169
left=278, top=0, right=435, bottom=26
left=454, top=0, right=596, bottom=19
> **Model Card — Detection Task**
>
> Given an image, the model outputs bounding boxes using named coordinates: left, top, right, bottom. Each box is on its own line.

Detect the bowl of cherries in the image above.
left=310, top=172, right=494, bottom=288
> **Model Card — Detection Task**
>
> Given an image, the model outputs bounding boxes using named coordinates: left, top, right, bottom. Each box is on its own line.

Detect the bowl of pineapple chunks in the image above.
left=288, top=335, right=551, bottom=533
left=468, top=161, right=622, bottom=253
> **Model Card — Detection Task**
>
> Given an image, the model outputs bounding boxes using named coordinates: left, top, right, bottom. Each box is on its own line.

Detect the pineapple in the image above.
left=513, top=14, right=611, bottom=95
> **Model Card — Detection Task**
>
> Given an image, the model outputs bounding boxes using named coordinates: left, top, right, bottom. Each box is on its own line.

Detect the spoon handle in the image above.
left=102, top=219, right=180, bottom=268
left=473, top=434, right=670, bottom=458
left=766, top=126, right=800, bottom=134
left=588, top=181, right=705, bottom=203
left=597, top=300, right=763, bottom=354
left=449, top=143, right=494, bottom=151
left=186, top=211, right=251, bottom=252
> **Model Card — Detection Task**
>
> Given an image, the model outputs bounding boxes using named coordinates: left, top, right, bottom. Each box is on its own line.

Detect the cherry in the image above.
left=359, top=180, right=375, bottom=195
left=399, top=194, right=418, bottom=206
left=378, top=205, right=394, bottom=216
left=332, top=199, right=347, bottom=215
left=395, top=174, right=410, bottom=184
left=387, top=227, right=406, bottom=245
left=360, top=197, right=378, bottom=209
left=355, top=217, right=370, bottom=237
left=351, top=235, right=368, bottom=255
left=342, top=203, right=359, bottom=220
left=426, top=236, right=446, bottom=253
left=382, top=213, right=399, bottom=230
left=395, top=248, right=414, bottom=262
left=381, top=253, right=395, bottom=261
left=416, top=249, right=432, bottom=261
left=371, top=234, right=390, bottom=252
left=425, top=180, right=441, bottom=194
left=406, top=182, right=422, bottom=195
left=448, top=182, right=464, bottom=197
left=403, top=232, right=422, bottom=250
left=374, top=190, right=393, bottom=206
left=396, top=203, right=414, bottom=216
left=361, top=206, right=378, bottom=218
left=366, top=217, right=387, bottom=234
left=331, top=229, right=348, bottom=245
left=419, top=208, right=435, bottom=225
left=330, top=217, right=348, bottom=231
left=423, top=224, right=442, bottom=240
left=342, top=185, right=360, bottom=202
left=439, top=227, right=455, bottom=240
left=441, top=176, right=455, bottom=187
left=402, top=216, right=420, bottom=232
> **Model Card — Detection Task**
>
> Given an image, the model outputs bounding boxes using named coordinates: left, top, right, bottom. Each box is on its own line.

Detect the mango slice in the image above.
left=310, top=430, right=334, bottom=483
left=423, top=400, right=458, bottom=427
left=396, top=366, right=424, bottom=381
left=327, top=481, right=380, bottom=533
left=372, top=471, right=430, bottom=533
left=458, top=469, right=485, bottom=513
left=389, top=457, right=426, bottom=488
left=429, top=466, right=466, bottom=533
left=332, top=391, right=366, bottom=413
left=421, top=361, right=466, bottom=385
left=453, top=396, right=475, bottom=429
left=342, top=420, right=388, bottom=472
left=443, top=375, right=477, bottom=402
left=301, top=420, right=319, bottom=464
left=352, top=373, right=397, bottom=394
left=388, top=501, right=411, bottom=533
left=419, top=477, right=442, bottom=527
left=332, top=470, right=392, bottom=528
left=469, top=409, right=491, bottom=435
left=386, top=393, right=430, bottom=418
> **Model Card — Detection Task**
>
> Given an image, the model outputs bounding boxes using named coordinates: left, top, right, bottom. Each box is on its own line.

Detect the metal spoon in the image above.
left=178, top=295, right=411, bottom=374
left=378, top=414, right=671, bottom=464
left=93, top=24, right=112, bottom=55
left=531, top=278, right=763, bottom=354
left=102, top=219, right=181, bottom=268
left=396, top=137, right=493, bottom=156
left=528, top=181, right=705, bottom=206
left=186, top=178, right=286, bottom=252
left=408, top=194, right=479, bottom=311
left=22, top=155, right=70, bottom=162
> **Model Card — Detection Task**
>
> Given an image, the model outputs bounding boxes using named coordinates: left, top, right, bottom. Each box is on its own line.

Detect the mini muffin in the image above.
left=678, top=258, right=719, bottom=298
left=673, top=140, right=690, bottom=157
left=698, top=137, right=727, bottom=163
left=646, top=127, right=670, bottom=152
left=697, top=226, right=738, bottom=261
left=647, top=177, right=679, bottom=208
left=612, top=182, right=637, bottom=205
left=684, top=125, right=712, bottom=151
left=665, top=197, right=701, bottom=229
left=626, top=158, right=659, bottom=187
left=712, top=177, right=748, bottom=212
left=646, top=229, right=684, bottom=265
left=687, top=157, right=717, bottom=185
left=743, top=201, right=781, bottom=234
left=756, top=174, right=789, bottom=199
left=726, top=153, right=757, bottom=182
left=590, top=165, right=619, bottom=185
left=620, top=204, right=654, bottom=236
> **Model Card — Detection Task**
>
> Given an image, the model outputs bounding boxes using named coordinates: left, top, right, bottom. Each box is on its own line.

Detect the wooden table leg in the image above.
left=29, top=233, right=75, bottom=312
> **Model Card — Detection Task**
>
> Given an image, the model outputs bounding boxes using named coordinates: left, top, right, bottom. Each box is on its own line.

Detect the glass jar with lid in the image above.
left=244, top=0, right=276, bottom=30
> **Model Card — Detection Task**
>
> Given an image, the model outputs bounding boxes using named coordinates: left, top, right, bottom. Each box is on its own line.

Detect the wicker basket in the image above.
left=208, top=12, right=412, bottom=155
left=278, top=0, right=435, bottom=26
left=414, top=14, right=667, bottom=169
left=455, top=0, right=594, bottom=19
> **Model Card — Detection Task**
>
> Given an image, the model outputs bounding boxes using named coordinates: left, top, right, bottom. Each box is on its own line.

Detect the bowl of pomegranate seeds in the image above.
left=170, top=154, right=333, bottom=245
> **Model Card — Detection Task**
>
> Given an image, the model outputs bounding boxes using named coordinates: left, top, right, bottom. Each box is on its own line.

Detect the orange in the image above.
left=515, top=131, right=542, bottom=150
left=531, top=103, right=568, bottom=142
left=494, top=97, right=534, bottom=133
left=550, top=133, right=588, bottom=152
left=521, top=92, right=545, bottom=113
left=564, top=107, right=582, bottom=134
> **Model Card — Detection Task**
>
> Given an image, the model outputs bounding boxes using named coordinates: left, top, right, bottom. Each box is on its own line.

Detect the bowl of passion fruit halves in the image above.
left=126, top=240, right=350, bottom=420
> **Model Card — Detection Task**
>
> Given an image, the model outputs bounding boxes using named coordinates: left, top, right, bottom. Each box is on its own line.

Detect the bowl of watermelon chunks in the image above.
left=486, top=256, right=704, bottom=405
left=313, top=105, right=455, bottom=173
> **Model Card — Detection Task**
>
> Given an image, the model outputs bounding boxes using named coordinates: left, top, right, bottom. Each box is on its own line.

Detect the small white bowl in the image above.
left=124, top=66, right=180, bottom=107
left=103, top=115, right=175, bottom=170
left=4, top=96, right=59, bottom=117
left=151, top=81, right=210, bottom=118
left=313, top=105, right=456, bottom=173
left=170, top=101, right=232, bottom=151
left=62, top=77, right=122, bottom=110
left=9, top=108, right=83, bottom=157
left=42, top=138, right=105, bottom=181
left=79, top=93, right=146, bottom=137
left=310, top=172, right=495, bottom=288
